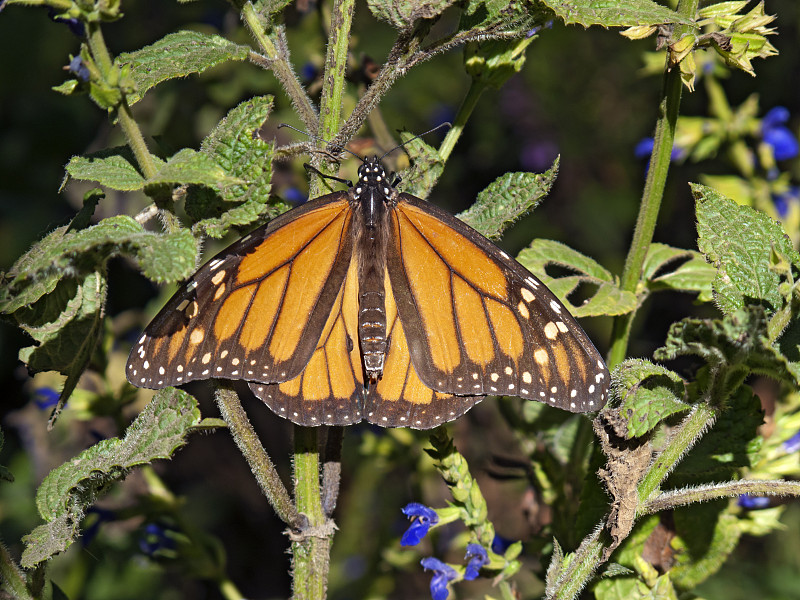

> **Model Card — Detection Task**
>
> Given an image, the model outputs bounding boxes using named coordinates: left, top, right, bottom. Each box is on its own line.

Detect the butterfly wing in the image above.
left=126, top=193, right=355, bottom=389
left=248, top=258, right=365, bottom=426
left=386, top=193, right=609, bottom=413
left=365, top=270, right=481, bottom=428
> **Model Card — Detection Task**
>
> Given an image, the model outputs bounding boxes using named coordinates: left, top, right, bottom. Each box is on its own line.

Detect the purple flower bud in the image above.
left=33, top=388, right=59, bottom=410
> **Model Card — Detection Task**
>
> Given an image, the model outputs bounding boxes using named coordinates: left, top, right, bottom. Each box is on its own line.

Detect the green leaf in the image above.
left=643, top=244, right=715, bottom=302
left=396, top=133, right=443, bottom=200
left=464, top=35, right=535, bottom=90
left=458, top=159, right=558, bottom=241
left=188, top=96, right=279, bottom=238
left=655, top=306, right=800, bottom=387
left=670, top=507, right=741, bottom=588
left=541, top=0, right=690, bottom=27
left=0, top=216, right=197, bottom=315
left=119, top=31, right=251, bottom=106
left=671, top=386, right=763, bottom=485
left=65, top=146, right=164, bottom=191
left=366, top=0, right=456, bottom=28
left=461, top=0, right=544, bottom=33
left=517, top=240, right=637, bottom=317
left=67, top=189, right=104, bottom=232
left=16, top=271, right=105, bottom=373
left=693, top=183, right=800, bottom=315
left=21, top=388, right=201, bottom=567
left=147, top=148, right=244, bottom=190
left=613, top=359, right=689, bottom=438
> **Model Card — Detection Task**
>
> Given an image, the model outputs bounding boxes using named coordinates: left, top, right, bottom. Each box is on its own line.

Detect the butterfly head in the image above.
left=353, top=156, right=394, bottom=203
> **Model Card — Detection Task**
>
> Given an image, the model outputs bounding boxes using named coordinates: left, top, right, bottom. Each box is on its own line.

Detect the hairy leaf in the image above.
left=655, top=306, right=800, bottom=387
left=396, top=134, right=444, bottom=201
left=188, top=96, right=280, bottom=238
left=64, top=147, right=167, bottom=191
left=0, top=217, right=197, bottom=316
left=694, top=183, right=800, bottom=315
left=613, top=359, right=689, bottom=438
left=541, top=0, right=690, bottom=27
left=367, top=0, right=456, bottom=28
left=517, top=240, right=637, bottom=317
left=120, top=31, right=251, bottom=106
left=21, top=389, right=201, bottom=567
left=459, top=159, right=558, bottom=240
left=643, top=244, right=715, bottom=302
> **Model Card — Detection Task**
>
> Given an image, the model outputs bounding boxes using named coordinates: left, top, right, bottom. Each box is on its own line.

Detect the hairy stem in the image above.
left=643, top=479, right=800, bottom=513
left=214, top=386, right=302, bottom=529
left=607, top=0, right=700, bottom=367
left=242, top=3, right=318, bottom=131
left=637, top=402, right=719, bottom=507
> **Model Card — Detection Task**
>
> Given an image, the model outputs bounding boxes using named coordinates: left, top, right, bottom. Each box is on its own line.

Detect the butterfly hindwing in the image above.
left=126, top=193, right=354, bottom=389
left=387, top=193, right=609, bottom=413
left=365, top=270, right=482, bottom=428
left=248, top=257, right=365, bottom=426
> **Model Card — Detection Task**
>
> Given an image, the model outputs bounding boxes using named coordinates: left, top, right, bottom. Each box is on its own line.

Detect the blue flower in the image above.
left=738, top=494, right=771, bottom=510
left=139, top=523, right=177, bottom=556
left=784, top=429, right=800, bottom=454
left=762, top=107, right=799, bottom=161
left=401, top=503, right=439, bottom=546
left=463, top=543, right=489, bottom=581
left=33, top=388, right=59, bottom=410
left=69, top=56, right=90, bottom=82
left=420, top=557, right=457, bottom=600
left=82, top=507, right=116, bottom=545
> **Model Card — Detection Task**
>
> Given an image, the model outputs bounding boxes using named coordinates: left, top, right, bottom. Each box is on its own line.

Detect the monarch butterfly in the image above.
left=126, top=155, right=609, bottom=428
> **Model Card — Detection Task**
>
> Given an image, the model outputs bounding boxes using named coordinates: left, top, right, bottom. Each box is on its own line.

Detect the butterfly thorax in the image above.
left=353, top=157, right=395, bottom=382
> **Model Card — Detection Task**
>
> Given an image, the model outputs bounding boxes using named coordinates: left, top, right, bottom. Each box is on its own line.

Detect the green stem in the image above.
left=606, top=0, right=700, bottom=368
left=438, top=79, right=487, bottom=163
left=214, top=386, right=302, bottom=529
left=310, top=0, right=356, bottom=196
left=548, top=526, right=606, bottom=600
left=0, top=540, right=33, bottom=600
left=292, top=426, right=330, bottom=600
left=86, top=21, right=181, bottom=233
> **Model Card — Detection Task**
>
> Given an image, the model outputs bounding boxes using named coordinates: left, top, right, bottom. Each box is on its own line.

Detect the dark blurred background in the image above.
left=2, top=1, right=800, bottom=598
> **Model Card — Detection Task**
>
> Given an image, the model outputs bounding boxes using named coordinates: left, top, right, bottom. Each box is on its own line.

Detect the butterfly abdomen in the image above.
left=354, top=178, right=391, bottom=382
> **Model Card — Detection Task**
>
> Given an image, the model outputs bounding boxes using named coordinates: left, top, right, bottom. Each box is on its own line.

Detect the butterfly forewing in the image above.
left=126, top=193, right=354, bottom=389
left=387, top=194, right=608, bottom=413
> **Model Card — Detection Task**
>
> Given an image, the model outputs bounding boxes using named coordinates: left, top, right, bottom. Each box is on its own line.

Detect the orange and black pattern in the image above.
left=127, top=157, right=609, bottom=429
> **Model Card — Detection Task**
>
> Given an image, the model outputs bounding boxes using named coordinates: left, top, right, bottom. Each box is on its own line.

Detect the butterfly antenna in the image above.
left=278, top=123, right=363, bottom=162
left=379, top=122, right=452, bottom=161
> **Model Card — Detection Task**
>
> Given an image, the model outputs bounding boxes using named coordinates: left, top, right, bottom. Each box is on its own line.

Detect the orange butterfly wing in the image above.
left=385, top=194, right=608, bottom=413
left=126, top=193, right=354, bottom=389
left=364, top=270, right=481, bottom=428
left=248, top=258, right=365, bottom=426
